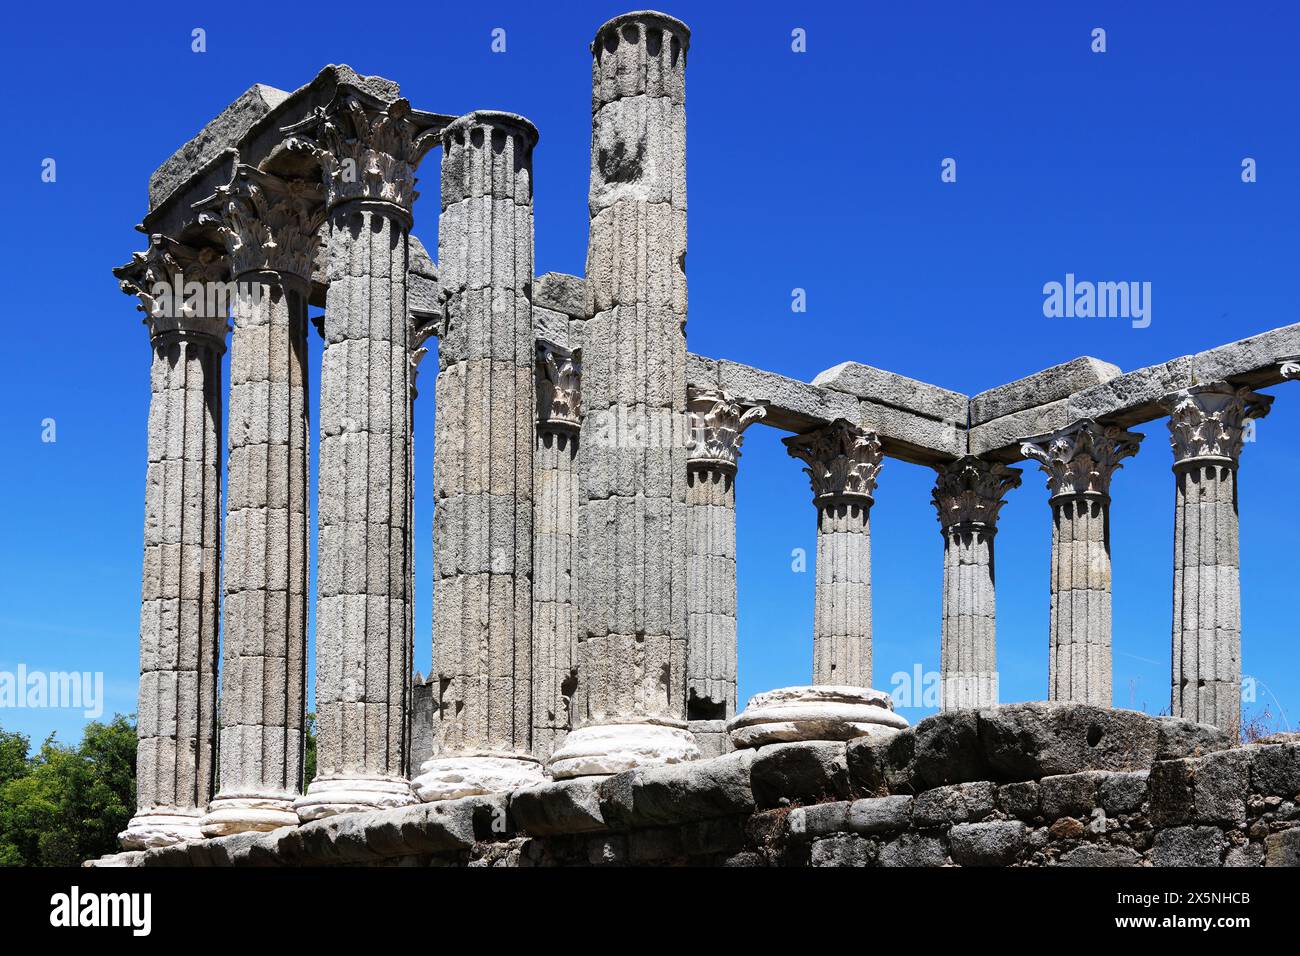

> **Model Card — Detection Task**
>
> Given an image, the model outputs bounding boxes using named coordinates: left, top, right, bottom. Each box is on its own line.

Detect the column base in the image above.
left=200, top=791, right=300, bottom=837
left=118, top=808, right=206, bottom=850
left=547, top=721, right=701, bottom=780
left=292, top=775, right=417, bottom=823
left=412, top=753, right=546, bottom=802
left=726, top=685, right=909, bottom=749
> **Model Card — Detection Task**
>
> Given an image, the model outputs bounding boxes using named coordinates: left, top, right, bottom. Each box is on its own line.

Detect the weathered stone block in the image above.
left=949, top=820, right=1027, bottom=866
left=847, top=728, right=914, bottom=796
left=1152, top=826, right=1224, bottom=867
left=912, top=782, right=996, bottom=826
left=970, top=357, right=1122, bottom=426
left=787, top=801, right=850, bottom=841
left=1099, top=771, right=1149, bottom=815
left=510, top=778, right=607, bottom=836
left=1057, top=844, right=1142, bottom=867
left=1040, top=771, right=1109, bottom=820
left=812, top=361, right=968, bottom=424
left=811, top=832, right=875, bottom=867
left=1265, top=828, right=1300, bottom=867
left=997, top=781, right=1041, bottom=820
left=598, top=750, right=755, bottom=828
left=1251, top=743, right=1300, bottom=797
left=910, top=710, right=989, bottom=790
left=977, top=703, right=1216, bottom=781
left=878, top=832, right=947, bottom=867
left=847, top=795, right=913, bottom=835
left=750, top=741, right=850, bottom=809
left=1150, top=750, right=1249, bottom=827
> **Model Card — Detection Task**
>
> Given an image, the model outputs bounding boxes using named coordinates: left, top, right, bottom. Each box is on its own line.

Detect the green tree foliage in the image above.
left=304, top=712, right=317, bottom=788
left=0, top=716, right=136, bottom=866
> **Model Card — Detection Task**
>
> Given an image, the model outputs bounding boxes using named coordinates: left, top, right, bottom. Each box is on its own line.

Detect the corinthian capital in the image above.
left=686, top=389, right=766, bottom=474
left=195, top=165, right=325, bottom=279
left=1164, top=383, right=1272, bottom=467
left=114, top=235, right=229, bottom=344
left=283, top=89, right=452, bottom=215
left=1021, top=420, right=1143, bottom=500
left=538, top=345, right=582, bottom=434
left=932, top=457, right=1022, bottom=530
left=784, top=419, right=884, bottom=506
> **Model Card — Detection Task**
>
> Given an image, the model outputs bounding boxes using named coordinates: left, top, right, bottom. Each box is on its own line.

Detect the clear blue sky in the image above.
left=1, top=1, right=1297, bottom=745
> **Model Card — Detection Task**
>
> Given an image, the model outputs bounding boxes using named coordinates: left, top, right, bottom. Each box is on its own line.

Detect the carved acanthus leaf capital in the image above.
left=283, top=90, right=450, bottom=215
left=784, top=418, right=884, bottom=506
left=932, top=457, right=1022, bottom=530
left=538, top=345, right=582, bottom=434
left=1020, top=419, right=1142, bottom=500
left=1164, top=383, right=1272, bottom=467
left=686, top=388, right=766, bottom=473
left=114, top=235, right=229, bottom=343
left=195, top=165, right=325, bottom=279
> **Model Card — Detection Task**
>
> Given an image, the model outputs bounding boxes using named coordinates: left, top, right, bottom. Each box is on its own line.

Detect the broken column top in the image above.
left=593, top=10, right=691, bottom=50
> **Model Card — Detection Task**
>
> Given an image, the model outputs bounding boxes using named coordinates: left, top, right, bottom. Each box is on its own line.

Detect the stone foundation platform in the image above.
left=89, top=704, right=1300, bottom=868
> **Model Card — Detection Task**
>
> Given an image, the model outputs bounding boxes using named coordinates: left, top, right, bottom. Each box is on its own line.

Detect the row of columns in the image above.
left=114, top=8, right=1272, bottom=850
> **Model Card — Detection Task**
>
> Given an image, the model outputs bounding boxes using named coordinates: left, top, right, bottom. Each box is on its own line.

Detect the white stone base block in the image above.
left=292, top=775, right=417, bottom=823
left=547, top=722, right=701, bottom=780
left=119, top=809, right=206, bottom=850
left=200, top=792, right=300, bottom=837
left=413, top=754, right=546, bottom=802
left=727, top=685, right=909, bottom=749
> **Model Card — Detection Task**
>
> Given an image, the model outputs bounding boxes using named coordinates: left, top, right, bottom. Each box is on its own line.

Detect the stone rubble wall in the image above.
left=92, top=704, right=1300, bottom=868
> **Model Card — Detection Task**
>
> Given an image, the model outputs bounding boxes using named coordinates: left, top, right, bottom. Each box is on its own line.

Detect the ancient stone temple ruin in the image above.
left=105, top=11, right=1300, bottom=867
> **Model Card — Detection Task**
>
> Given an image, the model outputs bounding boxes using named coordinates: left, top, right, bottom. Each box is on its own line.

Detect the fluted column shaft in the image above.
left=685, top=389, right=765, bottom=719
left=286, top=89, right=445, bottom=818
left=551, top=11, right=698, bottom=778
left=1022, top=420, right=1142, bottom=707
left=114, top=238, right=227, bottom=848
left=813, top=502, right=872, bottom=686
left=933, top=458, right=1021, bottom=710
left=194, top=167, right=322, bottom=834
left=416, top=111, right=543, bottom=801
left=1165, top=383, right=1272, bottom=739
left=785, top=419, right=885, bottom=689
left=533, top=346, right=581, bottom=759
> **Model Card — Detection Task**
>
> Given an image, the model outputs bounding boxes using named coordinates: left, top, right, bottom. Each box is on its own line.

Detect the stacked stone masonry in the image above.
left=91, top=704, right=1300, bottom=868
left=111, top=8, right=1298, bottom=863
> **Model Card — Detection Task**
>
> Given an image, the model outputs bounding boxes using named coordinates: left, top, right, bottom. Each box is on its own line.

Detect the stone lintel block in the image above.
left=859, top=397, right=965, bottom=464
left=685, top=352, right=721, bottom=390
left=597, top=750, right=756, bottom=829
left=967, top=398, right=1070, bottom=459
left=1192, top=323, right=1300, bottom=389
left=812, top=361, right=969, bottom=425
left=1066, top=356, right=1195, bottom=427
left=533, top=306, right=570, bottom=351
left=534, top=273, right=590, bottom=319
left=714, top=359, right=859, bottom=435
left=749, top=741, right=851, bottom=810
left=510, top=778, right=608, bottom=836
left=145, top=65, right=405, bottom=239
left=970, top=357, right=1122, bottom=426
